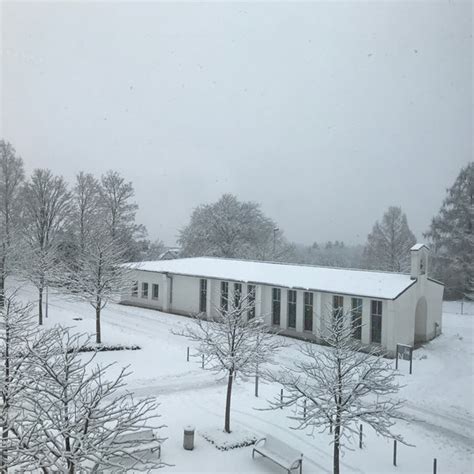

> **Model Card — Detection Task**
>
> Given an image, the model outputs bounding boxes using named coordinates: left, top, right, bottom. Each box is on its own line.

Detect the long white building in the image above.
left=121, top=244, right=443, bottom=355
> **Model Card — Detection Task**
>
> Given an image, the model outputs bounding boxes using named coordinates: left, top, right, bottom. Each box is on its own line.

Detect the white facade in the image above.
left=120, top=245, right=444, bottom=356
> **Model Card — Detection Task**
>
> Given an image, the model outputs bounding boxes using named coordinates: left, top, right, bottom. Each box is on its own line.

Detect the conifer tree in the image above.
left=364, top=207, right=416, bottom=272
left=425, top=163, right=473, bottom=298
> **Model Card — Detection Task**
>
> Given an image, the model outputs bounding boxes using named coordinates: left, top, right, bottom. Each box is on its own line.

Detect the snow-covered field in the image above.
left=15, top=283, right=474, bottom=474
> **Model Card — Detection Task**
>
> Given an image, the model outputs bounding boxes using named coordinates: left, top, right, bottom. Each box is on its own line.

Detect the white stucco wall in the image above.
left=393, top=276, right=444, bottom=348
left=119, top=267, right=443, bottom=355
left=120, top=269, right=165, bottom=310
left=169, top=274, right=200, bottom=315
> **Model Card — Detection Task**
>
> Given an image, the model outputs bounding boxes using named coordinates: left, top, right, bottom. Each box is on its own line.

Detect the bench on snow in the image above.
left=100, top=429, right=161, bottom=470
left=252, top=435, right=303, bottom=474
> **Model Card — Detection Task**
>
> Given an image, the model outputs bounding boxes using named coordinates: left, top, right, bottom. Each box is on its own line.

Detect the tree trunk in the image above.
left=0, top=276, right=4, bottom=308
left=0, top=254, right=5, bottom=308
left=1, top=321, right=10, bottom=473
left=1, top=402, right=8, bottom=473
left=0, top=418, right=7, bottom=474
left=95, top=305, right=101, bottom=344
left=65, top=438, right=74, bottom=474
left=333, top=421, right=340, bottom=474
left=38, top=286, right=43, bottom=326
left=224, top=370, right=234, bottom=433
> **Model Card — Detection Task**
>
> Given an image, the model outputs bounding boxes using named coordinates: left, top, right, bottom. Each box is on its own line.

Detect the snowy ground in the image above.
left=14, top=283, right=474, bottom=474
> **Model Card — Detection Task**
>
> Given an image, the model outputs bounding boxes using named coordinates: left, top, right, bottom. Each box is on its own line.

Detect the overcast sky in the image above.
left=1, top=1, right=472, bottom=246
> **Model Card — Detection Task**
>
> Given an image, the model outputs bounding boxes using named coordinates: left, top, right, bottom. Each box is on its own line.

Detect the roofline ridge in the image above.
left=144, top=255, right=411, bottom=277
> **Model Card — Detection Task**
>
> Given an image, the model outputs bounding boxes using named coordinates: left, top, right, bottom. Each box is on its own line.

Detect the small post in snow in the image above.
left=330, top=418, right=333, bottom=434
left=433, top=458, right=437, bottom=474
left=303, top=399, right=307, bottom=419
left=280, top=388, right=283, bottom=409
left=45, top=286, right=49, bottom=318
left=393, top=440, right=397, bottom=466
left=255, top=360, right=259, bottom=397
left=186, top=346, right=190, bottom=362
left=201, top=354, right=204, bottom=369
left=359, top=424, right=363, bottom=449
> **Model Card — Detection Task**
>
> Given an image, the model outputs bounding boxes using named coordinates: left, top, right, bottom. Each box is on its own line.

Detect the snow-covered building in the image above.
left=121, top=244, right=443, bottom=355
left=157, top=247, right=181, bottom=260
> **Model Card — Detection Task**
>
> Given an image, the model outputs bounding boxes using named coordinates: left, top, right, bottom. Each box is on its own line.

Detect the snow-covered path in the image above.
left=14, top=283, right=474, bottom=473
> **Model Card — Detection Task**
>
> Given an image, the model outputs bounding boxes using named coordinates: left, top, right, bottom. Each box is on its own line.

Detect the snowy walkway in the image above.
left=14, top=283, right=474, bottom=473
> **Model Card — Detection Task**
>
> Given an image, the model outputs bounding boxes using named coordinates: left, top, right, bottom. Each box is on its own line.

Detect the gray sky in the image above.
left=1, top=1, right=472, bottom=246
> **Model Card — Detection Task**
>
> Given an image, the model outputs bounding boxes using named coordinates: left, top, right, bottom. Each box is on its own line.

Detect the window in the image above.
left=247, top=285, right=256, bottom=319
left=272, top=288, right=281, bottom=325
left=351, top=298, right=362, bottom=340
left=333, top=295, right=344, bottom=320
left=371, top=300, right=382, bottom=343
left=131, top=281, right=138, bottom=297
left=221, top=282, right=229, bottom=311
left=199, top=279, right=207, bottom=313
left=287, top=290, right=297, bottom=329
left=141, top=282, right=148, bottom=299
left=304, top=292, right=313, bottom=331
left=152, top=284, right=159, bottom=300
left=234, top=283, right=242, bottom=309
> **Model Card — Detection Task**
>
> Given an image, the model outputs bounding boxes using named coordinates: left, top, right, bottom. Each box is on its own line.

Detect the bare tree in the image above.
left=21, top=169, right=72, bottom=324
left=175, top=291, right=284, bottom=433
left=73, top=172, right=100, bottom=252
left=0, top=293, right=36, bottom=472
left=18, top=328, right=163, bottom=472
left=266, top=311, right=407, bottom=474
left=98, top=170, right=148, bottom=262
left=143, top=239, right=167, bottom=260
left=99, top=170, right=139, bottom=240
left=363, top=206, right=416, bottom=272
left=0, top=141, right=25, bottom=307
left=67, top=227, right=132, bottom=344
left=178, top=193, right=291, bottom=261
left=253, top=226, right=295, bottom=262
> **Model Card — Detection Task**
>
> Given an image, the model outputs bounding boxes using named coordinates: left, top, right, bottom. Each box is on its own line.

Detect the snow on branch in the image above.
left=15, top=328, right=165, bottom=472
left=173, top=290, right=285, bottom=433
left=264, top=307, right=409, bottom=474
left=64, top=226, right=134, bottom=343
left=174, top=291, right=284, bottom=378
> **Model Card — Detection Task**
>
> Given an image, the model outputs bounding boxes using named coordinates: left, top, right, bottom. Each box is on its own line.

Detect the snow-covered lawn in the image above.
left=16, top=284, right=474, bottom=473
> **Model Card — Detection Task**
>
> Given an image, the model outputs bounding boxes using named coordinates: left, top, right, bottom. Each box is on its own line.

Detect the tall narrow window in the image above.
left=141, top=282, right=148, bottom=299
left=221, top=282, right=229, bottom=311
left=234, top=283, right=242, bottom=309
left=272, top=288, right=281, bottom=326
left=152, top=284, right=159, bottom=300
left=333, top=295, right=344, bottom=320
left=199, top=279, right=207, bottom=313
left=287, top=290, right=297, bottom=329
left=351, top=298, right=362, bottom=340
left=169, top=277, right=173, bottom=304
left=304, top=292, right=313, bottom=331
left=131, top=281, right=138, bottom=297
left=247, top=285, right=256, bottom=319
left=371, top=300, right=382, bottom=343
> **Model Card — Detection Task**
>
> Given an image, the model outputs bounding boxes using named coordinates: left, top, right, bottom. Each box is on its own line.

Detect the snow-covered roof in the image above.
left=411, top=243, right=430, bottom=251
left=130, top=257, right=416, bottom=300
